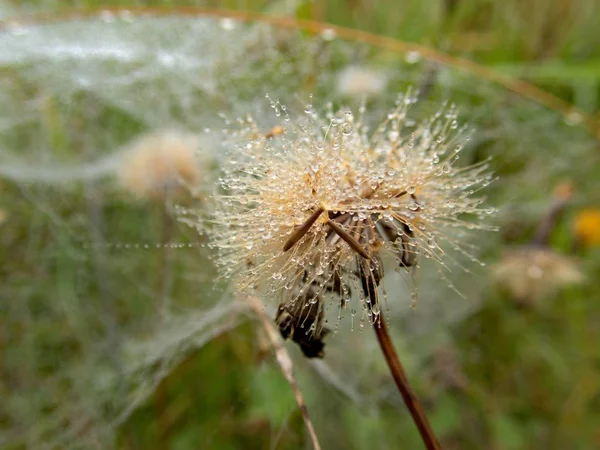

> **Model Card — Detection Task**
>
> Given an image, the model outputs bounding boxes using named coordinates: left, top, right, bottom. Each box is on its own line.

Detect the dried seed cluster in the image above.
left=207, top=93, right=494, bottom=332
left=120, top=130, right=202, bottom=201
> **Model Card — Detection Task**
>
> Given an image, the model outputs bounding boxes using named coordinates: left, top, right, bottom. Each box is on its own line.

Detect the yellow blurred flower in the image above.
left=574, top=208, right=600, bottom=247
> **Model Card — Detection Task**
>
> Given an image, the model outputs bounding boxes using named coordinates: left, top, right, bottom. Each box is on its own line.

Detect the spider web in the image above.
left=0, top=7, right=598, bottom=449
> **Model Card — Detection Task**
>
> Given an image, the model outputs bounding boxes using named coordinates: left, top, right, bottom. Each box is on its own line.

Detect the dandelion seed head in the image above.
left=209, top=93, right=494, bottom=323
left=493, top=247, right=584, bottom=303
left=119, top=130, right=204, bottom=201
left=337, top=65, right=388, bottom=97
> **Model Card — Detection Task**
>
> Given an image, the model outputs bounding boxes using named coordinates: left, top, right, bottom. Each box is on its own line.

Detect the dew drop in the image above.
left=565, top=110, right=583, bottom=126
left=342, top=122, right=353, bottom=135
left=220, top=18, right=237, bottom=30
left=405, top=50, right=422, bottom=64
left=100, top=10, right=115, bottom=23
left=118, top=10, right=134, bottom=22
left=321, top=28, right=336, bottom=41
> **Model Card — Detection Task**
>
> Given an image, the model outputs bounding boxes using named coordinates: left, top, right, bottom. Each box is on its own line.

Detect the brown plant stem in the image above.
left=245, top=295, right=322, bottom=450
left=360, top=260, right=440, bottom=448
left=152, top=202, right=176, bottom=449
left=372, top=311, right=441, bottom=450
left=157, top=201, right=175, bottom=313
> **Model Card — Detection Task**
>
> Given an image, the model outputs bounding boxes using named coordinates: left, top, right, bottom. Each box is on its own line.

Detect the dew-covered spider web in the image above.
left=1, top=6, right=598, bottom=450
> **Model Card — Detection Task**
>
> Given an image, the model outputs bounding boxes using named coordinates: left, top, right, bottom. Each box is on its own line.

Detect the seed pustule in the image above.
left=326, top=219, right=371, bottom=260
left=283, top=207, right=325, bottom=252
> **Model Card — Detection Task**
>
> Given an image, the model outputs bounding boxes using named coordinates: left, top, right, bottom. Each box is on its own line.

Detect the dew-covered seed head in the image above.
left=206, top=93, right=495, bottom=324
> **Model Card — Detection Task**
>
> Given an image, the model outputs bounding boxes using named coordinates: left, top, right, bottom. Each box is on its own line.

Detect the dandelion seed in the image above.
left=493, top=247, right=584, bottom=304
left=208, top=92, right=494, bottom=335
left=119, top=130, right=206, bottom=201
left=337, top=66, right=388, bottom=97
left=493, top=182, right=583, bottom=306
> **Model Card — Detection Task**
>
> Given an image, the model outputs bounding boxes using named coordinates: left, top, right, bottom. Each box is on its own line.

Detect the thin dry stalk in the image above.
left=157, top=203, right=175, bottom=312
left=362, top=265, right=440, bottom=449
left=372, top=312, right=441, bottom=450
left=153, top=204, right=176, bottom=447
left=245, top=295, right=322, bottom=450
left=4, top=6, right=599, bottom=137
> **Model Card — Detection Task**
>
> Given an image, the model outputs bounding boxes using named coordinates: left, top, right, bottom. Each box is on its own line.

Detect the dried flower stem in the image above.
left=364, top=279, right=440, bottom=449
left=373, top=313, right=440, bottom=449
left=245, top=295, right=322, bottom=450
left=154, top=204, right=175, bottom=447
left=372, top=314, right=440, bottom=449
left=157, top=203, right=175, bottom=312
